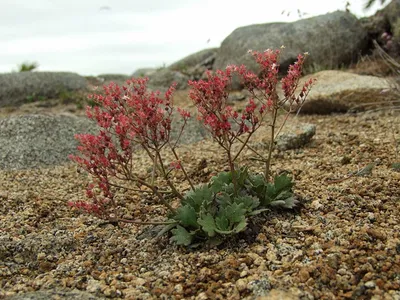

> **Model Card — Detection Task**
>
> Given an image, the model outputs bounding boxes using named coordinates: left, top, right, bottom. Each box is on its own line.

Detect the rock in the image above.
left=132, top=67, right=156, bottom=78
left=214, top=11, right=368, bottom=89
left=298, top=268, right=311, bottom=283
left=257, top=289, right=298, bottom=300
left=169, top=48, right=218, bottom=80
left=365, top=280, right=376, bottom=288
left=148, top=68, right=189, bottom=90
left=291, top=70, right=396, bottom=114
left=360, top=0, right=400, bottom=56
left=0, top=114, right=98, bottom=170
left=1, top=230, right=76, bottom=266
left=7, top=289, right=104, bottom=300
left=275, top=123, right=316, bottom=150
left=0, top=110, right=211, bottom=170
left=0, top=72, right=87, bottom=107
left=96, top=73, right=130, bottom=82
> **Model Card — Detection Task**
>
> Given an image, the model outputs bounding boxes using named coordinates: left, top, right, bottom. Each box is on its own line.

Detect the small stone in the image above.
left=196, top=292, right=209, bottom=300
left=367, top=212, right=376, bottom=222
left=236, top=278, right=248, bottom=292
left=298, top=268, right=310, bottom=283
left=327, top=253, right=339, bottom=269
left=365, top=281, right=376, bottom=288
left=37, top=252, right=46, bottom=260
left=103, top=287, right=117, bottom=297
left=340, top=156, right=351, bottom=165
left=14, top=255, right=24, bottom=264
left=38, top=261, right=55, bottom=272
left=158, top=270, right=170, bottom=278
left=86, top=279, right=102, bottom=293
left=337, top=268, right=347, bottom=275
left=134, top=277, right=146, bottom=286
left=366, top=228, right=386, bottom=241
left=311, top=200, right=323, bottom=210
left=171, top=271, right=185, bottom=283
left=174, top=284, right=183, bottom=294
left=120, top=258, right=128, bottom=265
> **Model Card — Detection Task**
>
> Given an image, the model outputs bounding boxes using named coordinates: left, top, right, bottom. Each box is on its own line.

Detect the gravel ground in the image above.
left=0, top=105, right=399, bottom=299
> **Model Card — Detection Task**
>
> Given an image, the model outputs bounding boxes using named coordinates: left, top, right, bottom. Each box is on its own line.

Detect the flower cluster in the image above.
left=189, top=49, right=314, bottom=182
left=69, top=78, right=189, bottom=215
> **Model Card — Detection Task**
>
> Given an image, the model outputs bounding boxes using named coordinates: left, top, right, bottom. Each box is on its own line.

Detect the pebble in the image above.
left=365, top=281, right=376, bottom=289
left=236, top=278, right=248, bottom=292
left=298, top=268, right=310, bottom=283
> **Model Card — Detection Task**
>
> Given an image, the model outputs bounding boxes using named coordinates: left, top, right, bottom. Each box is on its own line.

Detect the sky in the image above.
left=0, top=0, right=384, bottom=76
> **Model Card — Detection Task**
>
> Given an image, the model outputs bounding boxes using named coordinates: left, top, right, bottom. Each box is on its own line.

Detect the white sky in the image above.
left=0, top=0, right=383, bottom=76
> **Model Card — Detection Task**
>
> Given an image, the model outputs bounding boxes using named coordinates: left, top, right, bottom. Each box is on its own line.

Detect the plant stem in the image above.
left=123, top=173, right=176, bottom=214
left=227, top=148, right=238, bottom=195
left=170, top=146, right=195, bottom=191
left=234, top=136, right=267, bottom=162
left=156, top=152, right=185, bottom=200
left=232, top=132, right=252, bottom=162
left=265, top=107, right=278, bottom=181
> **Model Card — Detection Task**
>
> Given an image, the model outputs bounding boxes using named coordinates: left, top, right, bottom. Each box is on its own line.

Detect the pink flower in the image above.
left=170, top=160, right=182, bottom=170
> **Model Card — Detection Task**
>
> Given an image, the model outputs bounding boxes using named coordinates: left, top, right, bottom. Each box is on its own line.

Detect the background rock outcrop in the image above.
left=214, top=11, right=368, bottom=89
left=0, top=72, right=87, bottom=107
left=290, top=70, right=397, bottom=114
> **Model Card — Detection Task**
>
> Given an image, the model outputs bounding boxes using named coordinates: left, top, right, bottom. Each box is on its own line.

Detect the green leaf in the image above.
left=224, top=202, right=247, bottom=224
left=183, top=185, right=213, bottom=211
left=221, top=183, right=235, bottom=195
left=276, top=190, right=293, bottom=201
left=174, top=205, right=198, bottom=228
left=170, top=225, right=193, bottom=246
left=236, top=166, right=249, bottom=186
left=233, top=218, right=247, bottom=233
left=215, top=215, right=229, bottom=231
left=270, top=196, right=298, bottom=209
left=156, top=222, right=177, bottom=238
left=234, top=195, right=260, bottom=211
left=197, top=213, right=216, bottom=237
left=216, top=216, right=247, bottom=234
left=264, top=183, right=276, bottom=203
left=210, top=171, right=231, bottom=193
left=248, top=208, right=270, bottom=216
left=249, top=173, right=265, bottom=188
left=207, top=237, right=224, bottom=247
left=216, top=191, right=232, bottom=207
left=274, top=174, right=294, bottom=194
left=355, top=163, right=375, bottom=176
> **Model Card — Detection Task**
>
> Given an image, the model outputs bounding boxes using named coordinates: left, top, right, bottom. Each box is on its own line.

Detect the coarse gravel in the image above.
left=1, top=106, right=399, bottom=299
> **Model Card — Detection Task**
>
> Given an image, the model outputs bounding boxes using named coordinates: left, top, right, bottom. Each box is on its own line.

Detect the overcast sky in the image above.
left=0, top=0, right=383, bottom=76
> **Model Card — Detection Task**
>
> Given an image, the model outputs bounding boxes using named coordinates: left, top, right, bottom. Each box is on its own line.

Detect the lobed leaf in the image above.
left=174, top=205, right=199, bottom=228
left=197, top=213, right=216, bottom=237
left=171, top=225, right=193, bottom=246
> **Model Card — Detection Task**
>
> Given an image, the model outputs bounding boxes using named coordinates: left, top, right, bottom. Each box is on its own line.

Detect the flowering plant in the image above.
left=69, top=48, right=314, bottom=246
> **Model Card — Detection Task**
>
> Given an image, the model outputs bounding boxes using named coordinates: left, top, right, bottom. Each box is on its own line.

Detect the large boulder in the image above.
left=146, top=48, right=218, bottom=90
left=0, top=72, right=87, bottom=107
left=169, top=48, right=218, bottom=80
left=0, top=112, right=209, bottom=170
left=148, top=68, right=190, bottom=90
left=214, top=11, right=368, bottom=90
left=96, top=73, right=130, bottom=82
left=0, top=114, right=98, bottom=170
left=289, top=70, right=397, bottom=114
left=132, top=67, right=156, bottom=78
left=360, top=0, right=400, bottom=56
